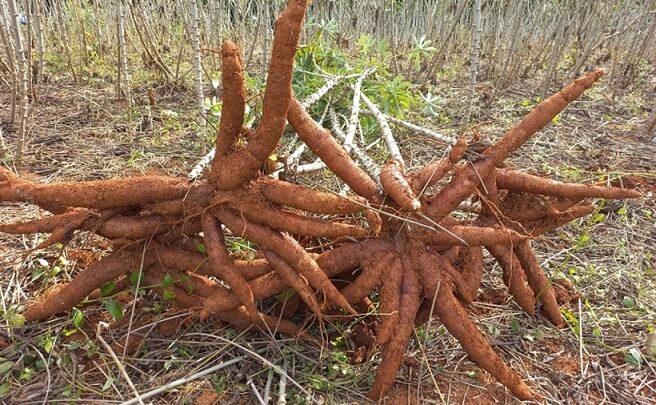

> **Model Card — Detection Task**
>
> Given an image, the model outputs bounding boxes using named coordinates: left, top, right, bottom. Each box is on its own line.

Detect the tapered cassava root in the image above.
left=0, top=1, right=641, bottom=402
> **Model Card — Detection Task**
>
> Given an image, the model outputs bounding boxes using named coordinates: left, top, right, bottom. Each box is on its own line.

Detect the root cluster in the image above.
left=0, top=0, right=641, bottom=401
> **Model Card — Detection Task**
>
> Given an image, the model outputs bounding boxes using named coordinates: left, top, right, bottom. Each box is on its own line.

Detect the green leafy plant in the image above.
left=104, top=299, right=124, bottom=321
left=71, top=308, right=85, bottom=329
left=419, top=90, right=444, bottom=116
left=365, top=75, right=416, bottom=117
left=1, top=304, right=25, bottom=329
left=625, top=347, right=643, bottom=368
left=406, top=35, right=437, bottom=71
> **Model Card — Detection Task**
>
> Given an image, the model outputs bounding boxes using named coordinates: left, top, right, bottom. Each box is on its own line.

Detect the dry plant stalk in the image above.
left=0, top=0, right=642, bottom=401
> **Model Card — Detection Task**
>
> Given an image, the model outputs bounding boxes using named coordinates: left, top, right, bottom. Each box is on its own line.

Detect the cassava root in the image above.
left=0, top=1, right=641, bottom=402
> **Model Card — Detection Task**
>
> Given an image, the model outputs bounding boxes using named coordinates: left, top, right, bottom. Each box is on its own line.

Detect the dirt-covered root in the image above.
left=478, top=166, right=499, bottom=216
left=178, top=242, right=378, bottom=318
left=149, top=244, right=271, bottom=281
left=440, top=245, right=461, bottom=264
left=408, top=240, right=441, bottom=299
left=263, top=250, right=323, bottom=316
left=24, top=246, right=147, bottom=321
left=452, top=247, right=484, bottom=304
left=504, top=202, right=595, bottom=236
left=213, top=0, right=307, bottom=190
left=218, top=308, right=317, bottom=342
left=144, top=267, right=315, bottom=341
left=210, top=41, right=246, bottom=162
left=528, top=203, right=595, bottom=235
left=0, top=175, right=191, bottom=209
left=315, top=240, right=382, bottom=274
left=0, top=209, right=96, bottom=234
left=258, top=178, right=366, bottom=214
left=143, top=269, right=205, bottom=310
left=375, top=253, right=403, bottom=346
left=493, top=191, right=566, bottom=222
left=380, top=160, right=420, bottom=211
left=483, top=69, right=604, bottom=165
left=424, top=157, right=495, bottom=222
left=513, top=241, right=565, bottom=327
left=368, top=260, right=421, bottom=401
left=215, top=208, right=356, bottom=315
left=486, top=245, right=536, bottom=315
left=407, top=238, right=478, bottom=308
left=416, top=224, right=527, bottom=247
left=432, top=282, right=534, bottom=400
left=0, top=7, right=636, bottom=400
left=288, top=97, right=380, bottom=200
left=201, top=214, right=258, bottom=318
left=410, top=136, right=467, bottom=195
left=340, top=252, right=393, bottom=304
left=496, top=169, right=642, bottom=199
left=236, top=199, right=370, bottom=238
left=95, top=214, right=182, bottom=240
left=275, top=292, right=302, bottom=319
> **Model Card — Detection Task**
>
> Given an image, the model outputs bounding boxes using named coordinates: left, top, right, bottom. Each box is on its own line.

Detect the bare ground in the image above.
left=0, top=71, right=655, bottom=404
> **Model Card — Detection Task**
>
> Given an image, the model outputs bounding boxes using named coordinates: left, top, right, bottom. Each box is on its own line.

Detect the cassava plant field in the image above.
left=0, top=1, right=655, bottom=404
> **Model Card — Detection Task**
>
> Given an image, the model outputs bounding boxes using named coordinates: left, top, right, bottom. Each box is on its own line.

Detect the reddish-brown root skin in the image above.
left=433, top=282, right=534, bottom=400
left=201, top=214, right=259, bottom=318
left=24, top=247, right=148, bottom=321
left=154, top=217, right=203, bottom=244
left=494, top=191, right=563, bottom=222
left=479, top=166, right=499, bottom=216
left=0, top=209, right=96, bottom=234
left=417, top=225, right=527, bottom=247
left=440, top=245, right=461, bottom=264
left=424, top=158, right=495, bottom=222
left=276, top=291, right=302, bottom=319
left=167, top=241, right=375, bottom=316
left=88, top=276, right=131, bottom=300
left=288, top=98, right=380, bottom=200
left=3, top=25, right=621, bottom=405
left=484, top=69, right=604, bottom=165
left=340, top=252, right=392, bottom=304
left=376, top=254, right=403, bottom=346
left=258, top=178, right=366, bottom=215
left=411, top=136, right=467, bottom=195
left=264, top=250, right=323, bottom=316
left=411, top=157, right=454, bottom=196
left=151, top=244, right=271, bottom=281
left=216, top=208, right=356, bottom=315
left=211, top=41, right=246, bottom=161
left=369, top=259, right=421, bottom=401
left=408, top=240, right=442, bottom=301
left=486, top=245, right=536, bottom=315
left=147, top=267, right=311, bottom=341
left=452, top=247, right=484, bottom=304
left=97, top=215, right=172, bottom=240
left=513, top=241, right=565, bottom=327
left=496, top=169, right=642, bottom=199
left=380, top=160, right=421, bottom=211
left=449, top=136, right=468, bottom=162
left=237, top=199, right=370, bottom=238
left=409, top=238, right=476, bottom=307
left=495, top=202, right=595, bottom=236
left=315, top=240, right=389, bottom=275
left=143, top=269, right=205, bottom=310
left=434, top=250, right=479, bottom=305
left=214, top=1, right=307, bottom=190
left=1, top=175, right=190, bottom=209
